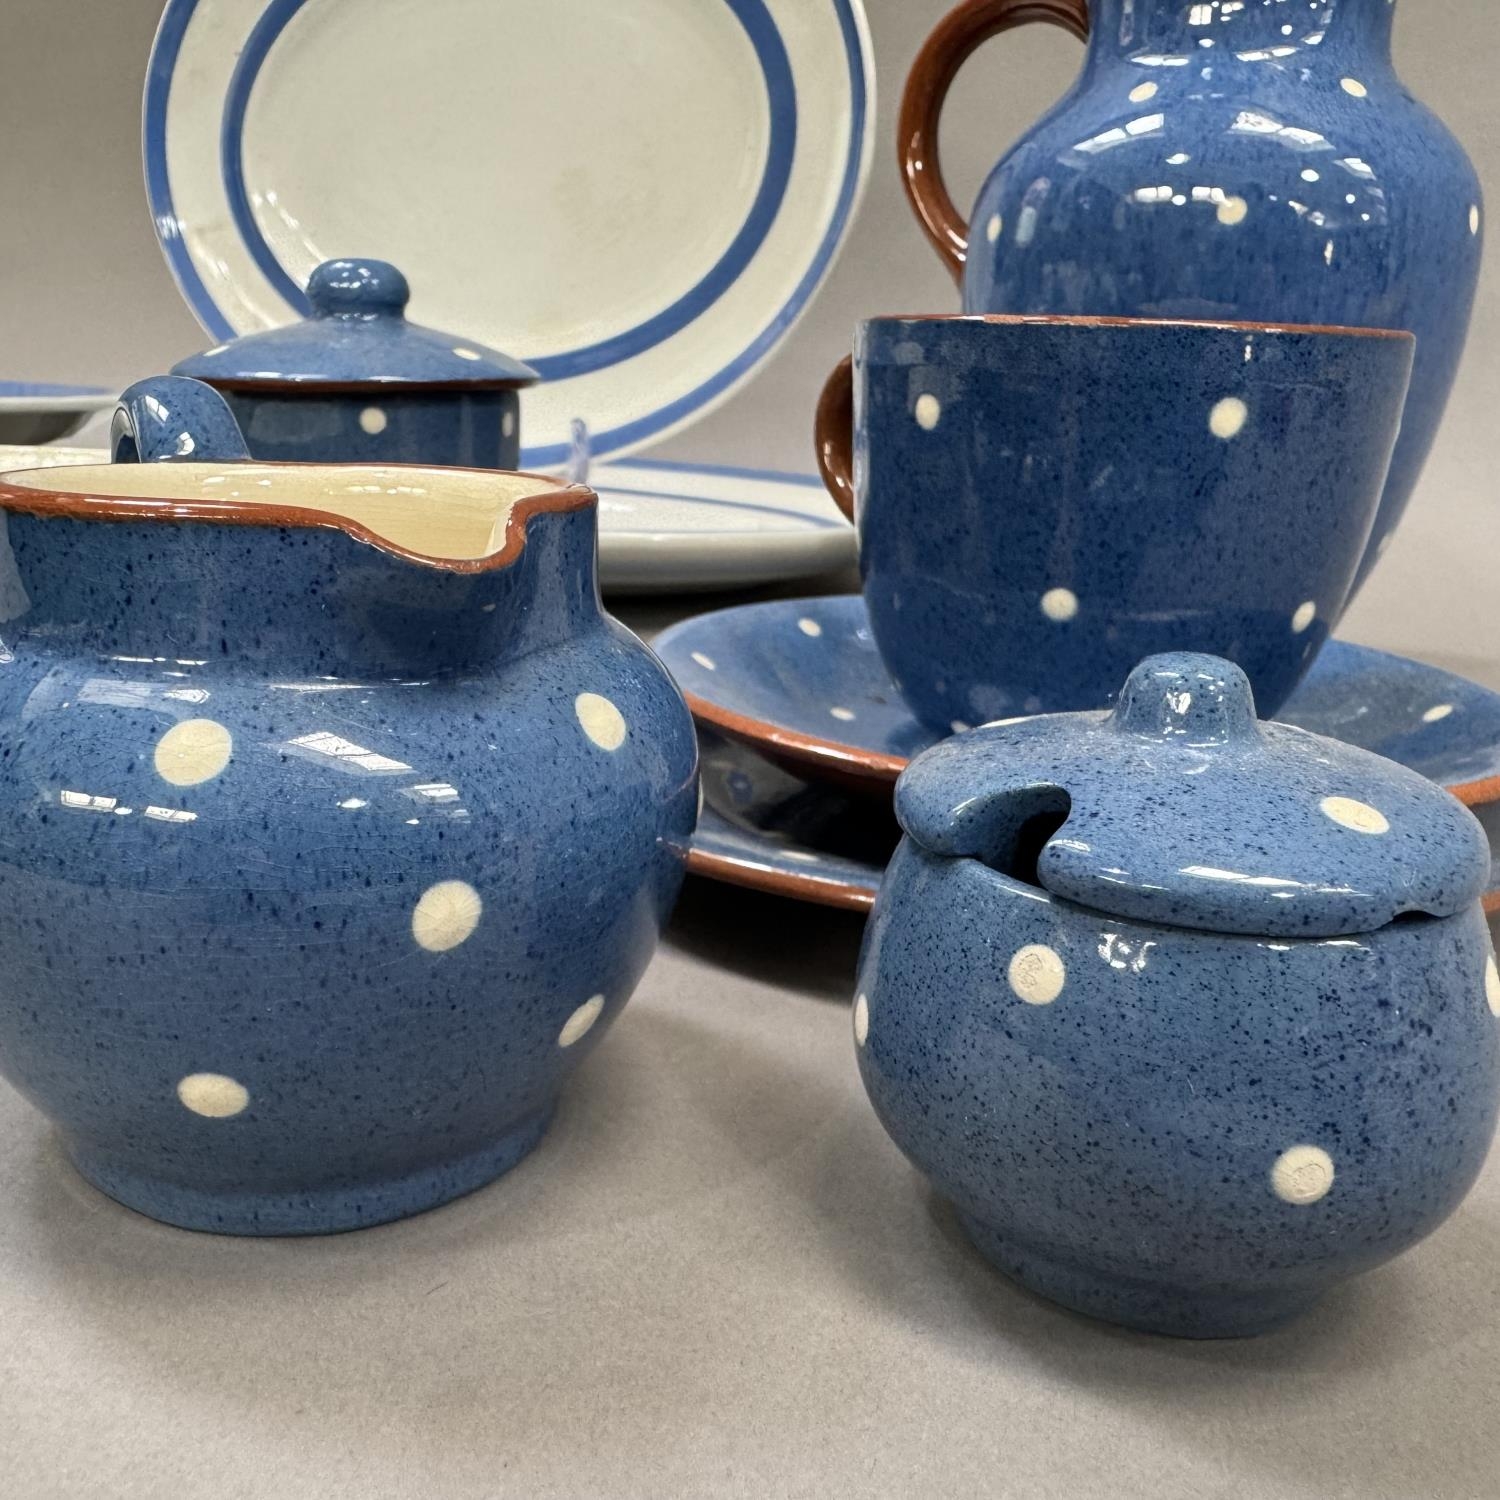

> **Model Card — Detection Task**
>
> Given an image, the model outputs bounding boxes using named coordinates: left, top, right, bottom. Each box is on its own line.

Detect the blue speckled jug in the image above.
left=0, top=378, right=697, bottom=1235
left=856, top=653, right=1500, bottom=1336
left=172, top=258, right=538, bottom=469
left=900, top=0, right=1481, bottom=589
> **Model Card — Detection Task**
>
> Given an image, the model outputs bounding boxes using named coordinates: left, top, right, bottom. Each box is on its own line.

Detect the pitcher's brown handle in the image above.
left=900, top=0, right=1090, bottom=284
left=815, top=357, right=856, bottom=523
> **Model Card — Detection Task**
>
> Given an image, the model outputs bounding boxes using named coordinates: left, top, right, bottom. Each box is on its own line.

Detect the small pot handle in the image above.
left=899, top=0, right=1090, bottom=284
left=814, top=356, right=856, bottom=523
left=111, top=376, right=250, bottom=464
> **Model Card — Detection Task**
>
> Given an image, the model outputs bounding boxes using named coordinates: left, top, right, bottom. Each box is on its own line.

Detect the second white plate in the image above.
left=590, top=458, right=854, bottom=593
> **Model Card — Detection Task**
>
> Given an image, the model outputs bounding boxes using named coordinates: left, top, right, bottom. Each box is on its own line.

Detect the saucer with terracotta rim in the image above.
left=660, top=596, right=1500, bottom=910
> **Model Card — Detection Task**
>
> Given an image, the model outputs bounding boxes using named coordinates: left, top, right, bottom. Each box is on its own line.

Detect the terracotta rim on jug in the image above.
left=0, top=463, right=594, bottom=575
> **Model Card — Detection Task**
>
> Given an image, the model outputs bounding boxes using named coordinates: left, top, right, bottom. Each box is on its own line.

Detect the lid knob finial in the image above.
left=1111, top=653, right=1259, bottom=745
left=306, top=258, right=410, bottom=319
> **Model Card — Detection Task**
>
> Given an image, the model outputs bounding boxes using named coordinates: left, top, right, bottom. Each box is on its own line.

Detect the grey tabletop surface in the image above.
left=3, top=0, right=1499, bottom=1488
left=0, top=567, right=1497, bottom=1500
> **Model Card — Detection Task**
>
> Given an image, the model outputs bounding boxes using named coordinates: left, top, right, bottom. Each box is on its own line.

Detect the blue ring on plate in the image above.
left=142, top=0, right=871, bottom=465
left=0, top=383, right=111, bottom=398
left=217, top=0, right=796, bottom=383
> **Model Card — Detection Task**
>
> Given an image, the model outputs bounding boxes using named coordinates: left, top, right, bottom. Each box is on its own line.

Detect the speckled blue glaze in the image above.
left=922, top=0, right=1480, bottom=589
left=662, top=595, right=1500, bottom=905
left=111, top=375, right=250, bottom=463
left=172, top=259, right=537, bottom=469
left=856, top=654, right=1500, bottom=1336
left=850, top=314, right=1412, bottom=730
left=656, top=595, right=1500, bottom=805
left=0, top=413, right=696, bottom=1235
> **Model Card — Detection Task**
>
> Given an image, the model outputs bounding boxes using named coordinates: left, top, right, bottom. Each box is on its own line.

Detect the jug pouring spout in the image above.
left=0, top=376, right=601, bottom=676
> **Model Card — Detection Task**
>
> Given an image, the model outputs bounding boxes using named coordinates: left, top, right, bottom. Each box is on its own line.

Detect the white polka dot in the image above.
left=1486, top=956, right=1500, bottom=1018
left=1040, top=587, right=1079, bottom=623
left=914, top=394, right=942, bottom=431
left=797, top=617, right=823, bottom=638
left=154, top=718, right=232, bottom=786
left=1301, top=168, right=1320, bottom=183
left=1008, top=944, right=1066, bottom=1005
left=559, top=994, right=605, bottom=1047
left=502, top=409, right=516, bottom=438
left=412, top=879, right=483, bottom=952
left=950, top=720, right=971, bottom=734
left=1209, top=395, right=1249, bottom=439
left=985, top=212, right=1003, bottom=244
left=853, top=992, right=869, bottom=1046
left=1470, top=204, right=1481, bottom=236
left=1271, top=1144, right=1335, bottom=1204
left=358, top=405, right=388, bottom=435
left=1291, top=600, right=1317, bottom=634
left=1320, top=795, right=1390, bottom=835
left=1128, top=80, right=1158, bottom=103
left=1216, top=195, right=1248, bottom=226
left=690, top=651, right=717, bottom=671
left=1422, top=703, right=1454, bottom=723
left=575, top=692, right=627, bottom=751
left=1340, top=76, right=1368, bottom=98
left=452, top=346, right=482, bottom=360
left=177, top=1072, right=249, bottom=1118
left=830, top=706, right=856, bottom=722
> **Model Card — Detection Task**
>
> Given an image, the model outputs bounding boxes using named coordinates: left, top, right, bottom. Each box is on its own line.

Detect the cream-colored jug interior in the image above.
left=0, top=463, right=569, bottom=562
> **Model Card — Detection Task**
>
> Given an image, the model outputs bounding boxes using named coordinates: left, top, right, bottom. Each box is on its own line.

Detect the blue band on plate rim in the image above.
left=216, top=0, right=797, bottom=386
left=0, top=383, right=111, bottom=399
left=142, top=0, right=871, bottom=468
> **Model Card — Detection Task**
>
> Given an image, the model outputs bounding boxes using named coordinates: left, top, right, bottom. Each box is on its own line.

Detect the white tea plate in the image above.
left=144, top=0, right=875, bottom=470
left=590, top=458, right=853, bottom=593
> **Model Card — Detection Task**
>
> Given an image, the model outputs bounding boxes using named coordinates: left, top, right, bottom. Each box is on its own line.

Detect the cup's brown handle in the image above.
left=900, top=0, right=1090, bottom=285
left=815, top=356, right=856, bottom=523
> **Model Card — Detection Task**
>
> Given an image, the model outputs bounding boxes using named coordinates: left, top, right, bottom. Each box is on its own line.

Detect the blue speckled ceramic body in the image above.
left=0, top=433, right=696, bottom=1235
left=930, top=0, right=1480, bottom=589
left=856, top=655, right=1500, bottom=1336
left=172, top=259, right=536, bottom=469
left=211, top=387, right=524, bottom=469
left=852, top=315, right=1412, bottom=731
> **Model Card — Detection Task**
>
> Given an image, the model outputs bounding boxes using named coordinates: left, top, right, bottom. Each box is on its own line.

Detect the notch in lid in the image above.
left=895, top=653, right=1490, bottom=938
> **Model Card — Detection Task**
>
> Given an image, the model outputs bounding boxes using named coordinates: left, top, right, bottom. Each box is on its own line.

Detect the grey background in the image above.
left=2, top=0, right=1498, bottom=671
left=3, top=7, right=1500, bottom=1498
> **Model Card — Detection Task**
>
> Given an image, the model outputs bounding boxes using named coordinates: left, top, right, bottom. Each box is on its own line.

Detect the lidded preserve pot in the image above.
left=172, top=257, right=538, bottom=469
left=0, top=377, right=696, bottom=1235
left=899, top=0, right=1482, bottom=591
left=855, top=653, right=1500, bottom=1336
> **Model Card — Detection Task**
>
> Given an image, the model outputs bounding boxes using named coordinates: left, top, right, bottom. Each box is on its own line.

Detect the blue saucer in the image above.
left=661, top=597, right=1500, bottom=910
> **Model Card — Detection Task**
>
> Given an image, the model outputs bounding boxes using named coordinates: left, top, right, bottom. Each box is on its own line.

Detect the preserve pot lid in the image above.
left=894, top=653, right=1491, bottom=938
left=172, top=258, right=538, bottom=392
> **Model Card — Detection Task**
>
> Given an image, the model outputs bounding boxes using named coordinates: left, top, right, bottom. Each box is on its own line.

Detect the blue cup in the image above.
left=816, top=314, right=1414, bottom=730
